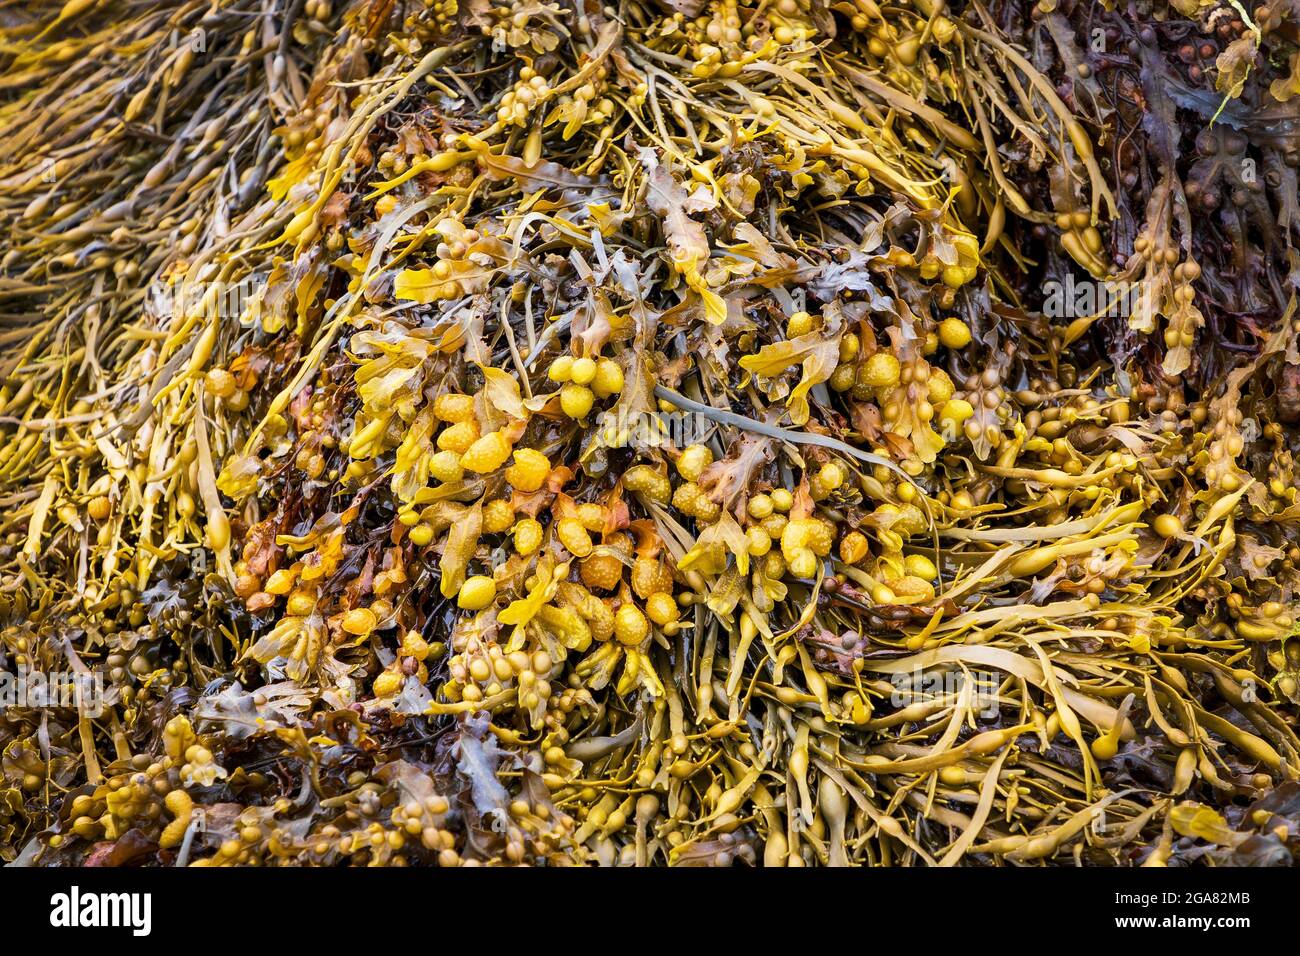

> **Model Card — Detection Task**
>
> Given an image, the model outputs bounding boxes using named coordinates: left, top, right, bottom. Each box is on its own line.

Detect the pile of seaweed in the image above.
left=1, top=0, right=1299, bottom=866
